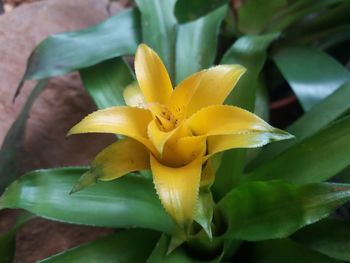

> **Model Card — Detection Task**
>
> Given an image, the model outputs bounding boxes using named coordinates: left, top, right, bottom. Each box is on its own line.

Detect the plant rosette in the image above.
left=68, top=44, right=293, bottom=238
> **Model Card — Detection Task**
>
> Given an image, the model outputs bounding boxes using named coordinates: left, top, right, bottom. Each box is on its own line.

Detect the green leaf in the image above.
left=213, top=33, right=279, bottom=200
left=245, top=239, right=340, bottom=263
left=292, top=219, right=350, bottom=261
left=273, top=46, right=350, bottom=111
left=284, top=3, right=350, bottom=46
left=0, top=231, right=16, bottom=263
left=147, top=235, right=170, bottom=263
left=147, top=234, right=222, bottom=263
left=217, top=181, right=350, bottom=241
left=268, top=0, right=348, bottom=33
left=135, top=0, right=177, bottom=80
left=194, top=189, right=214, bottom=239
left=175, top=5, right=227, bottom=83
left=38, top=229, right=160, bottom=263
left=248, top=116, right=350, bottom=184
left=250, top=80, right=350, bottom=168
left=0, top=80, right=47, bottom=193
left=80, top=58, right=134, bottom=109
left=236, top=0, right=287, bottom=34
left=174, top=0, right=228, bottom=23
left=22, top=8, right=140, bottom=81
left=147, top=235, right=195, bottom=263
left=0, top=212, right=34, bottom=263
left=0, top=167, right=175, bottom=233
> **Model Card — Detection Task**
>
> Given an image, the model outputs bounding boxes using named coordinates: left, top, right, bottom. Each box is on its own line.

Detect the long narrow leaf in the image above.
left=236, top=0, right=287, bottom=34
left=248, top=116, right=350, bottom=184
left=22, top=8, right=141, bottom=81
left=213, top=33, right=279, bottom=199
left=135, top=0, right=177, bottom=80
left=273, top=46, right=350, bottom=111
left=217, top=181, right=350, bottom=240
left=80, top=58, right=134, bottom=109
left=0, top=80, right=47, bottom=193
left=0, top=212, right=34, bottom=263
left=38, top=229, right=159, bottom=263
left=0, top=168, right=175, bottom=233
left=250, top=80, right=350, bottom=168
left=292, top=219, right=350, bottom=261
left=175, top=5, right=227, bottom=83
left=174, top=0, right=228, bottom=23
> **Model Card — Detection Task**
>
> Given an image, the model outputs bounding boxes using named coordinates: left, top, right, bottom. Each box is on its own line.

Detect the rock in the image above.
left=14, top=218, right=113, bottom=263
left=0, top=0, right=129, bottom=262
left=0, top=0, right=116, bottom=171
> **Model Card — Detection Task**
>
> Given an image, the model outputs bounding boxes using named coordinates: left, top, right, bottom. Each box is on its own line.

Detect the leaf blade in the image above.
left=38, top=229, right=160, bottom=263
left=135, top=0, right=177, bottom=80
left=0, top=80, right=47, bottom=193
left=292, top=219, right=350, bottom=261
left=273, top=46, right=350, bottom=111
left=24, top=8, right=141, bottom=80
left=80, top=58, right=134, bottom=109
left=175, top=5, right=227, bottom=83
left=248, top=116, right=350, bottom=184
left=217, top=181, right=350, bottom=241
left=0, top=167, right=175, bottom=233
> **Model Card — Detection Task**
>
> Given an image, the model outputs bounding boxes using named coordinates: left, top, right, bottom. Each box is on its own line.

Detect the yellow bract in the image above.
left=68, top=43, right=293, bottom=230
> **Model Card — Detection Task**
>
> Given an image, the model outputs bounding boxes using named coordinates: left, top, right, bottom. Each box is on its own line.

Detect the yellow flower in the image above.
left=68, top=44, right=292, bottom=229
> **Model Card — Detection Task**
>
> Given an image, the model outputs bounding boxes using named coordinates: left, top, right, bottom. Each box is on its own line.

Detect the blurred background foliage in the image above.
left=1, top=0, right=350, bottom=262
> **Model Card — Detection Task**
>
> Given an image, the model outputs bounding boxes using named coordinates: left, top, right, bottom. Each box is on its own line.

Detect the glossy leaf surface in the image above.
left=213, top=33, right=279, bottom=199
left=136, top=0, right=177, bottom=79
left=23, top=9, right=140, bottom=80
left=174, top=0, right=227, bottom=23
left=0, top=168, right=175, bottom=233
left=274, top=46, right=350, bottom=111
left=218, top=181, right=350, bottom=240
left=39, top=229, right=159, bottom=263
left=175, top=5, right=227, bottom=83
left=249, top=116, right=350, bottom=184
left=236, top=0, right=287, bottom=34
left=292, top=219, right=350, bottom=261
left=250, top=80, right=350, bottom=168
left=80, top=58, right=134, bottom=109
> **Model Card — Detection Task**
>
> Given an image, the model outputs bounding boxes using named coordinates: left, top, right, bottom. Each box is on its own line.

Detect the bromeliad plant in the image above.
left=68, top=43, right=292, bottom=232
left=1, top=0, right=350, bottom=262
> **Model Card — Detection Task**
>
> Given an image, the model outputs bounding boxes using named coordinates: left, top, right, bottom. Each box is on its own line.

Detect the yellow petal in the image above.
left=162, top=136, right=206, bottom=167
left=123, top=82, right=147, bottom=108
left=147, top=120, right=192, bottom=157
left=70, top=138, right=150, bottom=194
left=150, top=154, right=202, bottom=228
left=207, top=130, right=293, bottom=156
left=186, top=65, right=246, bottom=116
left=92, top=138, right=150, bottom=181
left=200, top=158, right=217, bottom=188
left=148, top=103, right=176, bottom=131
left=68, top=106, right=155, bottom=152
left=168, top=71, right=204, bottom=122
left=187, top=105, right=275, bottom=136
left=135, top=44, right=173, bottom=104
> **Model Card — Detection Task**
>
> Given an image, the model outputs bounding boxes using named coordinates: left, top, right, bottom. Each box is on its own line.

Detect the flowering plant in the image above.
left=1, top=0, right=350, bottom=262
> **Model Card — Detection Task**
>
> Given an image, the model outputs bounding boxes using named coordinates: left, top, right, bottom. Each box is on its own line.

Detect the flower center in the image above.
left=148, top=103, right=178, bottom=132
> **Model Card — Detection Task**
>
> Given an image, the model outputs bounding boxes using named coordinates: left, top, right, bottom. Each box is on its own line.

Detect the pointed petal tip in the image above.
left=66, top=127, right=75, bottom=137
left=70, top=170, right=98, bottom=195
left=271, top=128, right=295, bottom=141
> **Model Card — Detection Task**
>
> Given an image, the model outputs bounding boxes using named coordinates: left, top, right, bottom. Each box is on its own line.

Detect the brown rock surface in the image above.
left=0, top=0, right=127, bottom=262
